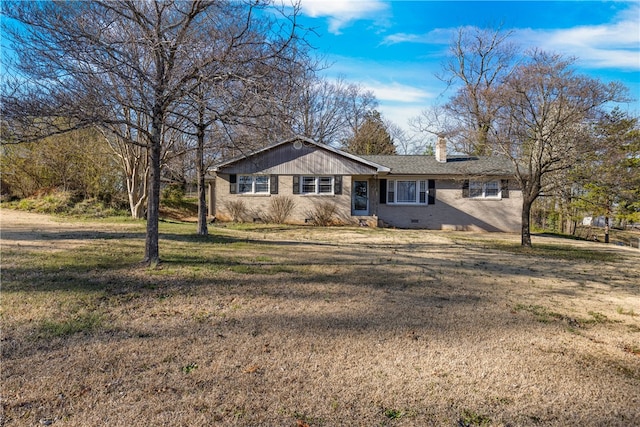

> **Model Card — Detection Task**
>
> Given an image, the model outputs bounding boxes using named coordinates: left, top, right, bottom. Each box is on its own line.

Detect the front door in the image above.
left=352, top=180, right=368, bottom=215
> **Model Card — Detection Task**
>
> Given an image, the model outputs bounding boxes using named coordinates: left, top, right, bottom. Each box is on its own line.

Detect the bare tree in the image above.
left=283, top=71, right=378, bottom=146
left=2, top=0, right=306, bottom=264
left=492, top=51, right=627, bottom=246
left=410, top=26, right=629, bottom=246
left=102, top=130, right=149, bottom=219
left=412, top=26, right=517, bottom=155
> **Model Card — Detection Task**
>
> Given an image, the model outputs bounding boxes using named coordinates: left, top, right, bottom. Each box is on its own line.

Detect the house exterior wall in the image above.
left=375, top=178, right=522, bottom=232
left=214, top=174, right=364, bottom=225
left=209, top=139, right=523, bottom=232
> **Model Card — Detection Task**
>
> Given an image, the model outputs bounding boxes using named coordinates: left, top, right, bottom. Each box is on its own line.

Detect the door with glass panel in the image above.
left=352, top=180, right=369, bottom=215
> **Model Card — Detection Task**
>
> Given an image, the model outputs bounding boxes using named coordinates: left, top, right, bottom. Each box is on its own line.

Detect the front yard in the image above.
left=1, top=209, right=638, bottom=426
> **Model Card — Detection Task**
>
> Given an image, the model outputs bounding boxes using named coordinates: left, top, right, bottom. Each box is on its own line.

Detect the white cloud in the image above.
left=380, top=5, right=639, bottom=70
left=381, top=32, right=423, bottom=44
left=299, top=0, right=389, bottom=34
left=381, top=28, right=450, bottom=46
left=517, top=4, right=639, bottom=71
left=363, top=81, right=434, bottom=103
left=378, top=103, right=425, bottom=129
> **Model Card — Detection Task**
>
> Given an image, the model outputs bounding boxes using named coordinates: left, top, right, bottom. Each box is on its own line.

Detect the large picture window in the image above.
left=238, top=175, right=270, bottom=194
left=387, top=179, right=428, bottom=204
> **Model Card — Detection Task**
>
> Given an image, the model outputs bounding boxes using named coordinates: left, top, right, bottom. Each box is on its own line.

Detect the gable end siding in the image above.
left=220, top=143, right=379, bottom=175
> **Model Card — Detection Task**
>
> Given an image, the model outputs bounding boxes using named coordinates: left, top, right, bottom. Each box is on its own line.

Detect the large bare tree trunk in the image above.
left=196, top=123, right=208, bottom=236
left=144, top=120, right=162, bottom=265
left=521, top=199, right=533, bottom=247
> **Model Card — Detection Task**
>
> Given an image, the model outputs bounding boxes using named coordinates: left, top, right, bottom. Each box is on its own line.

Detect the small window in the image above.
left=302, top=176, right=316, bottom=193
left=469, top=181, right=484, bottom=198
left=300, top=176, right=334, bottom=195
left=238, top=175, right=270, bottom=194
left=318, top=177, right=333, bottom=193
left=485, top=181, right=499, bottom=197
left=469, top=180, right=501, bottom=198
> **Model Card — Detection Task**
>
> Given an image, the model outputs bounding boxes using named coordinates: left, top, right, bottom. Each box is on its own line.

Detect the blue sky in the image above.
left=296, top=0, right=640, bottom=133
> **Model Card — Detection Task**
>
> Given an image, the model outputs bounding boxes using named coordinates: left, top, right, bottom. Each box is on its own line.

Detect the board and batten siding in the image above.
left=220, top=143, right=379, bottom=176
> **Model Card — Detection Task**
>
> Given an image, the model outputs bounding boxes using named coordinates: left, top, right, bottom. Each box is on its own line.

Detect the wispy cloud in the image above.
left=299, top=0, right=389, bottom=34
left=363, top=81, right=434, bottom=103
left=381, top=29, right=450, bottom=46
left=380, top=5, right=640, bottom=71
left=517, top=9, right=640, bottom=70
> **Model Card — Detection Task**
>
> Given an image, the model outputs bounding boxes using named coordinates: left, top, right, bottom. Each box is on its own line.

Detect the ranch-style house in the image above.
left=206, top=136, right=522, bottom=232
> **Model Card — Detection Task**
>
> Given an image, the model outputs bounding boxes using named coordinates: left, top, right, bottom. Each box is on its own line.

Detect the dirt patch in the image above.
left=1, top=209, right=639, bottom=426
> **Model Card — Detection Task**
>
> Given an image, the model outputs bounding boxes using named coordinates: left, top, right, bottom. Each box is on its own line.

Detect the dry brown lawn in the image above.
left=1, top=209, right=639, bottom=426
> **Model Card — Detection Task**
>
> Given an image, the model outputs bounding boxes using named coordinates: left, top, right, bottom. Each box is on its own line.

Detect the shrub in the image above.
left=306, top=200, right=338, bottom=226
left=162, top=184, right=186, bottom=206
left=225, top=200, right=248, bottom=223
left=267, top=196, right=296, bottom=224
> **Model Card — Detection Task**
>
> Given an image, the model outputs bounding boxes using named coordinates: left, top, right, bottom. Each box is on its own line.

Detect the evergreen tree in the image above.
left=343, top=111, right=396, bottom=155
left=572, top=108, right=640, bottom=241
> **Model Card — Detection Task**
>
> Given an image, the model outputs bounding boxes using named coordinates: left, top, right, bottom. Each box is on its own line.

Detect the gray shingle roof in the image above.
left=360, top=155, right=515, bottom=176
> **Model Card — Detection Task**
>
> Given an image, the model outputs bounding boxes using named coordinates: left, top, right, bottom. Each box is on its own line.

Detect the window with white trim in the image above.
left=387, top=179, right=428, bottom=204
left=301, top=176, right=334, bottom=194
left=238, top=175, right=270, bottom=194
left=470, top=180, right=500, bottom=198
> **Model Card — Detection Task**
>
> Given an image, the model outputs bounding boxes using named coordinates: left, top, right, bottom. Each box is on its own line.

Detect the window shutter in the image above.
left=292, top=175, right=300, bottom=194
left=229, top=174, right=237, bottom=194
left=379, top=179, right=387, bottom=204
left=462, top=180, right=469, bottom=198
left=501, top=179, right=509, bottom=198
left=428, top=179, right=436, bottom=205
left=270, top=175, right=278, bottom=194
left=334, top=175, right=342, bottom=195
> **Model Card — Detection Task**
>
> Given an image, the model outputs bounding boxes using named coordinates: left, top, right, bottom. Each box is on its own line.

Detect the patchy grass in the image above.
left=513, top=304, right=566, bottom=323
left=485, top=241, right=619, bottom=262
left=617, top=306, right=637, bottom=317
left=37, top=312, right=105, bottom=338
left=2, top=210, right=639, bottom=427
left=458, top=409, right=492, bottom=427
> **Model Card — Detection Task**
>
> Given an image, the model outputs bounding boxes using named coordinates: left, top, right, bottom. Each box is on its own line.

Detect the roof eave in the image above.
left=211, top=136, right=391, bottom=174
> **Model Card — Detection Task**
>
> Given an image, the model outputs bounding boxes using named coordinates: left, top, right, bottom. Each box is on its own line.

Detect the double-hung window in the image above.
left=387, top=179, right=427, bottom=204
left=469, top=180, right=500, bottom=198
left=238, top=175, right=270, bottom=194
left=301, top=176, right=334, bottom=194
